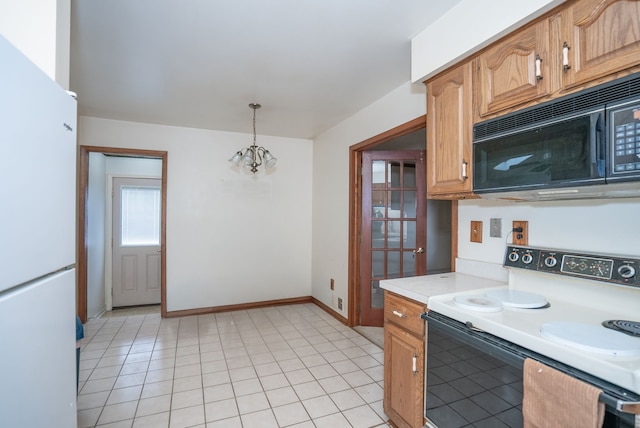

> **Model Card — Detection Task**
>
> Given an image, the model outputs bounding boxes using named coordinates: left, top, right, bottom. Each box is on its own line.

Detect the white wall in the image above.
left=311, top=81, right=427, bottom=317
left=78, top=116, right=313, bottom=312
left=87, top=153, right=106, bottom=318
left=411, top=0, right=564, bottom=82
left=0, top=0, right=71, bottom=87
left=457, top=198, right=640, bottom=273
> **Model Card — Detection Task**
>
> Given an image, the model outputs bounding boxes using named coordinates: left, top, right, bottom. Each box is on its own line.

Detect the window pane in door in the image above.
left=388, top=251, right=400, bottom=279
left=389, top=161, right=401, bottom=187
left=372, top=221, right=385, bottom=248
left=404, top=191, right=417, bottom=217
left=372, top=161, right=386, bottom=184
left=404, top=161, right=417, bottom=188
left=121, top=186, right=161, bottom=246
left=387, top=222, right=401, bottom=248
left=372, top=251, right=384, bottom=277
left=404, top=221, right=416, bottom=247
left=403, top=252, right=416, bottom=276
left=371, top=280, right=383, bottom=308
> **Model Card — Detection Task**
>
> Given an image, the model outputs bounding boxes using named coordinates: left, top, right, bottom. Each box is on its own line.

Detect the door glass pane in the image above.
left=404, top=161, right=417, bottom=188
left=371, top=280, right=383, bottom=308
left=121, top=186, right=161, bottom=246
left=404, top=190, right=417, bottom=217
left=388, top=190, right=402, bottom=217
left=372, top=251, right=384, bottom=277
left=404, top=221, right=416, bottom=247
left=372, top=221, right=384, bottom=247
left=387, top=222, right=401, bottom=248
left=388, top=251, right=400, bottom=279
left=389, top=161, right=401, bottom=186
left=372, top=160, right=386, bottom=184
left=403, top=252, right=416, bottom=276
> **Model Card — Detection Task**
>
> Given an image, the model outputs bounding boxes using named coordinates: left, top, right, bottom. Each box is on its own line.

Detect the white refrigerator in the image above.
left=0, top=36, right=78, bottom=427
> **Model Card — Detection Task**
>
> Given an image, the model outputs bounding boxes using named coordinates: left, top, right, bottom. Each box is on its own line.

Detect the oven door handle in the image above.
left=465, top=321, right=484, bottom=332
left=616, top=399, right=640, bottom=415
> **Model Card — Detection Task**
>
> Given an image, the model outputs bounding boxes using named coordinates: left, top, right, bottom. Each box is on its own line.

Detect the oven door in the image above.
left=423, top=311, right=638, bottom=428
left=424, top=311, right=525, bottom=428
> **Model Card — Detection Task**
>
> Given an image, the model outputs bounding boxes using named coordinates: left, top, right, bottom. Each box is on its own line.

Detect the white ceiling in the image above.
left=70, top=0, right=463, bottom=140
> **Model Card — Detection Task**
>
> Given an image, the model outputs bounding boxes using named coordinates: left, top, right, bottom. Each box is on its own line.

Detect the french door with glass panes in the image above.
left=361, top=151, right=426, bottom=326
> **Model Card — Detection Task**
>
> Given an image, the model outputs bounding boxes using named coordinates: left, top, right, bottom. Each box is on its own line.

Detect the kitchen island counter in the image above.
left=379, top=272, right=507, bottom=306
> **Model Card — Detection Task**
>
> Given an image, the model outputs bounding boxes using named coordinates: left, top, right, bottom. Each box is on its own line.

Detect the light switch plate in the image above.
left=470, top=221, right=483, bottom=243
left=490, top=218, right=502, bottom=238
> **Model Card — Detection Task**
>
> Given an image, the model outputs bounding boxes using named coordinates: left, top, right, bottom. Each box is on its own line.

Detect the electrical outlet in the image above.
left=490, top=218, right=502, bottom=238
left=330, top=278, right=334, bottom=290
left=337, top=298, right=343, bottom=310
left=512, top=220, right=528, bottom=246
left=470, top=221, right=483, bottom=243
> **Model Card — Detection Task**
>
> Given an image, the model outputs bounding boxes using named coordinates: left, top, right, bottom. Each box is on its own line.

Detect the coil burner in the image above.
left=602, top=320, right=640, bottom=337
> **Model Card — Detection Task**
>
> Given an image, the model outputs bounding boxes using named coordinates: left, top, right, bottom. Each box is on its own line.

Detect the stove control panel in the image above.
left=504, top=246, right=640, bottom=288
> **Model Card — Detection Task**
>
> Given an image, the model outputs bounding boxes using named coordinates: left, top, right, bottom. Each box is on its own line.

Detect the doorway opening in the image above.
left=77, top=146, right=168, bottom=322
left=348, top=117, right=454, bottom=327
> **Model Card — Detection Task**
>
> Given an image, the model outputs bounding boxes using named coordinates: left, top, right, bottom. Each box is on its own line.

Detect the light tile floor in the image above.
left=77, top=304, right=391, bottom=428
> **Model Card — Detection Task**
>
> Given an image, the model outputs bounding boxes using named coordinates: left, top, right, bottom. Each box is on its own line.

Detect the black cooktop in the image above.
left=602, top=320, right=640, bottom=337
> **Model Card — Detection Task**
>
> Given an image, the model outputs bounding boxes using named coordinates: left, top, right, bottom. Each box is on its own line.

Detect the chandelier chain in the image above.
left=252, top=105, right=257, bottom=146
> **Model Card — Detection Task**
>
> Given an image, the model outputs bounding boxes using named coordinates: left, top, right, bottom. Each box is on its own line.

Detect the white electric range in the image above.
left=424, top=246, right=640, bottom=427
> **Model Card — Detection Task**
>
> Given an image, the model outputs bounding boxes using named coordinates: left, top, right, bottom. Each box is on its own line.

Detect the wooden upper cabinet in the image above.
left=426, top=61, right=473, bottom=198
left=476, top=20, right=552, bottom=118
left=561, top=0, right=640, bottom=89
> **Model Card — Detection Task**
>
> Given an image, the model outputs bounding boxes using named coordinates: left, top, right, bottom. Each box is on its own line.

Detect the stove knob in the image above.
left=522, top=253, right=533, bottom=264
left=508, top=251, right=519, bottom=262
left=618, top=265, right=636, bottom=279
left=544, top=256, right=557, bottom=268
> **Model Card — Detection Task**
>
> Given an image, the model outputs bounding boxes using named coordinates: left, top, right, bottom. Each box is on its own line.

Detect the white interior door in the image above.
left=112, top=177, right=161, bottom=307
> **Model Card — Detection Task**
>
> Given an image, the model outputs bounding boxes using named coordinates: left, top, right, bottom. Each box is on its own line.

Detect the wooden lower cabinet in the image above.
left=383, top=291, right=426, bottom=428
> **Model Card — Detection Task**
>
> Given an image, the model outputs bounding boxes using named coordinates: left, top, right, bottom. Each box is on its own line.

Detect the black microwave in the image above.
left=472, top=74, right=640, bottom=201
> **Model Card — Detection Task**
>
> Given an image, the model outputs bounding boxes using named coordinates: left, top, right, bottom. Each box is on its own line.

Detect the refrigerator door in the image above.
left=0, top=36, right=77, bottom=292
left=0, top=269, right=77, bottom=428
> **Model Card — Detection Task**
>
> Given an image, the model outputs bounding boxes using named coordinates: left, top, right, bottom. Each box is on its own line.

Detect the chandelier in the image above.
left=228, top=103, right=277, bottom=173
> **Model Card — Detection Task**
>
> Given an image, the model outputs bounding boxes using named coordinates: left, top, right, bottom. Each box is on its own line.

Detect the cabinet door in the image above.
left=562, top=0, right=640, bottom=89
left=384, top=321, right=424, bottom=428
left=476, top=20, right=552, bottom=117
left=426, top=62, right=473, bottom=197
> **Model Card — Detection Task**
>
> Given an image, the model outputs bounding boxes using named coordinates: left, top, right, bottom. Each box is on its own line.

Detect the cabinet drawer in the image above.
left=384, top=291, right=426, bottom=336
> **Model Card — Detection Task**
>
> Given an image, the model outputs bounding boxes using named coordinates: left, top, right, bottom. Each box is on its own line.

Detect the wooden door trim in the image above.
left=348, top=116, right=426, bottom=327
left=77, top=145, right=168, bottom=322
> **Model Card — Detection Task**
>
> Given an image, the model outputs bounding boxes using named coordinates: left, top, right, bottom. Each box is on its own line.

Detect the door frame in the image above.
left=77, top=145, right=168, bottom=322
left=348, top=116, right=458, bottom=326
left=348, top=117, right=424, bottom=326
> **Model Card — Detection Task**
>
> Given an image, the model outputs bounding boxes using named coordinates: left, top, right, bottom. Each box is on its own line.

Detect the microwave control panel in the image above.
left=504, top=246, right=639, bottom=288
left=610, top=101, right=640, bottom=175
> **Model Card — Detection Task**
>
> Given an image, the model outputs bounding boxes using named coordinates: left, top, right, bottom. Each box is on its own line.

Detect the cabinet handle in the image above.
left=462, top=161, right=468, bottom=179
left=535, top=55, right=543, bottom=81
left=412, top=354, right=417, bottom=374
left=562, top=42, right=571, bottom=72
left=392, top=310, right=407, bottom=318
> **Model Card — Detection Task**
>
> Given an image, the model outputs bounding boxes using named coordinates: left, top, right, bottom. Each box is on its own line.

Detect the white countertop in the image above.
left=380, top=271, right=640, bottom=394
left=379, top=272, right=508, bottom=305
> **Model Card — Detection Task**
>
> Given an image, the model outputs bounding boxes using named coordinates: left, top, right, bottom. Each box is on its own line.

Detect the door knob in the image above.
left=413, top=247, right=424, bottom=254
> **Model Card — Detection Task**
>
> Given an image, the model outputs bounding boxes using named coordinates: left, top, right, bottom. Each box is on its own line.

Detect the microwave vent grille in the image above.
left=474, top=73, right=640, bottom=140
